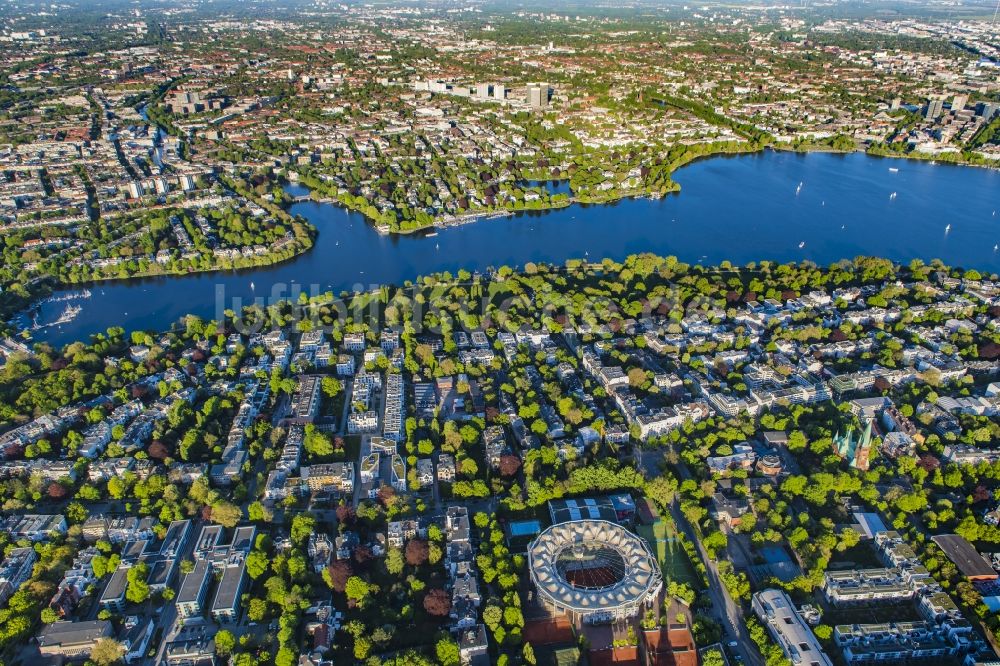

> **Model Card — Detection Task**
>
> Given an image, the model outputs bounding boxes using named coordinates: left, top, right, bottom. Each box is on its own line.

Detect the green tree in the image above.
left=354, top=636, right=373, bottom=660
left=90, top=638, right=125, bottom=666
left=246, top=550, right=269, bottom=579
left=290, top=514, right=316, bottom=545
left=126, top=562, right=150, bottom=604
left=275, top=647, right=296, bottom=666
left=386, top=547, right=404, bottom=575
left=209, top=501, right=242, bottom=527
left=701, top=648, right=725, bottom=666
left=345, top=576, right=373, bottom=607
left=303, top=424, right=334, bottom=458
left=215, top=630, right=236, bottom=656
left=247, top=598, right=268, bottom=622
left=247, top=501, right=272, bottom=522
left=436, top=637, right=460, bottom=666
left=523, top=642, right=537, bottom=665
left=321, top=376, right=343, bottom=398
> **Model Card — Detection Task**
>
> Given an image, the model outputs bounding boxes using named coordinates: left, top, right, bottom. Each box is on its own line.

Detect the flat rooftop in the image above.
left=932, top=534, right=998, bottom=580
left=212, top=561, right=247, bottom=612
left=176, top=559, right=211, bottom=605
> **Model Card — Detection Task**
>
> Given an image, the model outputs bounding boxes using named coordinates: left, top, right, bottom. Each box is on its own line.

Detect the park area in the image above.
left=637, top=518, right=701, bottom=589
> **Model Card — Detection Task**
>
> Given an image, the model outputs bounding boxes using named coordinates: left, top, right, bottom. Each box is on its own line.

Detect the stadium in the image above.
left=527, top=519, right=662, bottom=624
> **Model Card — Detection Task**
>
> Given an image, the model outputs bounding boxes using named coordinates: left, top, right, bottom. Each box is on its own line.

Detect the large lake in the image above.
left=31, top=150, right=1000, bottom=346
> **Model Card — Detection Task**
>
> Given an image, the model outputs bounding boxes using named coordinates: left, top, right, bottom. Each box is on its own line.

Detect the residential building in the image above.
left=0, top=547, right=36, bottom=607
left=37, top=620, right=114, bottom=660
left=99, top=566, right=129, bottom=613
left=834, top=621, right=966, bottom=663
left=822, top=568, right=921, bottom=606
left=932, top=534, right=999, bottom=581
left=3, top=514, right=67, bottom=541
left=303, top=462, right=355, bottom=494
left=457, top=624, right=489, bottom=666
left=288, top=375, right=322, bottom=423
left=437, top=454, right=456, bottom=482
left=752, top=589, right=833, bottom=666
left=210, top=560, right=247, bottom=623
left=176, top=560, right=212, bottom=619
left=348, top=410, right=378, bottom=434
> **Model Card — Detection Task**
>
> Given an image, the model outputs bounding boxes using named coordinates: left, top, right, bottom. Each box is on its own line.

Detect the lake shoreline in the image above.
left=301, top=142, right=999, bottom=237
left=17, top=146, right=1000, bottom=295
left=13, top=148, right=1000, bottom=346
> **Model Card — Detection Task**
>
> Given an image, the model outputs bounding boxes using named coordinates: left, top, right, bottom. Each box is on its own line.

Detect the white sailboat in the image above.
left=795, top=181, right=803, bottom=195
left=945, top=224, right=952, bottom=233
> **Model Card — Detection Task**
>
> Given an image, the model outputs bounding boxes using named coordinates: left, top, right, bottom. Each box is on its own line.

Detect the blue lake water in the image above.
left=32, top=150, right=1000, bottom=346
left=523, top=180, right=573, bottom=196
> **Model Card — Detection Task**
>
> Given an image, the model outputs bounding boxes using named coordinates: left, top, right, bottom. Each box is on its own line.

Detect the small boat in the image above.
left=889, top=192, right=896, bottom=200
left=795, top=181, right=803, bottom=195
left=435, top=243, right=440, bottom=250
left=798, top=241, right=806, bottom=249
left=426, top=232, right=438, bottom=238
left=994, top=244, right=998, bottom=252
left=889, top=167, right=899, bottom=173
left=945, top=224, right=951, bottom=233
left=250, top=281, right=255, bottom=290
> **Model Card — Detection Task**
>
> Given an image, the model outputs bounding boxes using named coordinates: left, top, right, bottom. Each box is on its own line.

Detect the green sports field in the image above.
left=637, top=519, right=701, bottom=589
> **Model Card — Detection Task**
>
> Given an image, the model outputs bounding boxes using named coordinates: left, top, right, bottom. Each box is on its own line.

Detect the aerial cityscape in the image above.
left=1, top=1, right=1000, bottom=666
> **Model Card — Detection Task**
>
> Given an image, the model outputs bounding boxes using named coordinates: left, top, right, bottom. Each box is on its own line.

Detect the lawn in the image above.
left=824, top=602, right=923, bottom=626
left=638, top=519, right=700, bottom=589
left=323, top=390, right=345, bottom=423
left=827, top=540, right=884, bottom=570
left=342, top=435, right=362, bottom=464
left=533, top=646, right=580, bottom=666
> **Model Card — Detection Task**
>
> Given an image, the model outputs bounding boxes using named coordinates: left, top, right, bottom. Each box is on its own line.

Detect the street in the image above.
left=639, top=447, right=765, bottom=666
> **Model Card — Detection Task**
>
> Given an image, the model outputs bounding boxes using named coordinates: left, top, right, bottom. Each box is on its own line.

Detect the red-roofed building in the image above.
left=642, top=623, right=697, bottom=666
left=588, top=645, right=640, bottom=666
left=312, top=623, right=330, bottom=651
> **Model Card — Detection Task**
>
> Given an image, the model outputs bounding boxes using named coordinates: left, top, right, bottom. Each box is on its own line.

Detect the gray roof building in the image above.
left=37, top=620, right=114, bottom=659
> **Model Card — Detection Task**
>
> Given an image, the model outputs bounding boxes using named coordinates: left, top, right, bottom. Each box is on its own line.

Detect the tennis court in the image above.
left=508, top=519, right=542, bottom=537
